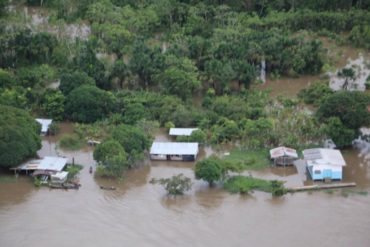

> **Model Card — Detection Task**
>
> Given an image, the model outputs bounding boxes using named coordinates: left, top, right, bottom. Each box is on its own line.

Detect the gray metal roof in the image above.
left=150, top=142, right=199, bottom=155
left=303, top=148, right=346, bottom=166
left=38, top=156, right=68, bottom=171
left=35, top=118, right=52, bottom=133
left=12, top=156, right=68, bottom=171
left=169, top=128, right=198, bottom=136
left=270, top=146, right=298, bottom=159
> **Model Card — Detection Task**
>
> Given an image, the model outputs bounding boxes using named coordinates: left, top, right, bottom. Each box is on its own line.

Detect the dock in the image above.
left=287, top=182, right=356, bottom=192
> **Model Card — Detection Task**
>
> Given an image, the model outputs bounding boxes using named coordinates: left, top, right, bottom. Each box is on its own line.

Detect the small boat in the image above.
left=100, top=186, right=116, bottom=190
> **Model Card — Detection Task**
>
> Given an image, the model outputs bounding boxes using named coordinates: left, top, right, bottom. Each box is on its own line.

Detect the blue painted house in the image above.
left=303, top=148, right=346, bottom=181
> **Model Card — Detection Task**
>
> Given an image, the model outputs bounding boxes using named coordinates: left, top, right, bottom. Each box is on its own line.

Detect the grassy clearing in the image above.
left=223, top=149, right=270, bottom=170
left=224, top=175, right=286, bottom=196
left=58, top=134, right=84, bottom=150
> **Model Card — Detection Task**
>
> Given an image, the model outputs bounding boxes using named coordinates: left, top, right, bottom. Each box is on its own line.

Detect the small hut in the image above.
left=270, top=146, right=298, bottom=166
left=303, top=148, right=346, bottom=181
left=35, top=118, right=53, bottom=135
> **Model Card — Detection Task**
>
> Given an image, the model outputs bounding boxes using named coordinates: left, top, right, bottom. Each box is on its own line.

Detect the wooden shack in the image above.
left=270, top=146, right=298, bottom=166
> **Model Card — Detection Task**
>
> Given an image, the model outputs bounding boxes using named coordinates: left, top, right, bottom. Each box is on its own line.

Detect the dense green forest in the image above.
left=1, top=0, right=370, bottom=176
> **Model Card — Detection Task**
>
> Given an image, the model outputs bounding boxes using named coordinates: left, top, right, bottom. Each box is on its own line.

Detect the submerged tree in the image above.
left=194, top=156, right=225, bottom=186
left=93, top=139, right=129, bottom=178
left=150, top=174, right=192, bottom=196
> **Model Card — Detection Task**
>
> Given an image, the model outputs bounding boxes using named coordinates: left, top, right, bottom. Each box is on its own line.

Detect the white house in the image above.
left=35, top=118, right=53, bottom=135
left=303, top=148, right=346, bottom=181
left=169, top=128, right=198, bottom=136
left=150, top=142, right=199, bottom=161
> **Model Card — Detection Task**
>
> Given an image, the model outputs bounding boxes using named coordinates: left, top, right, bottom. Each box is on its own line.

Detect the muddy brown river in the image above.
left=1, top=124, right=370, bottom=247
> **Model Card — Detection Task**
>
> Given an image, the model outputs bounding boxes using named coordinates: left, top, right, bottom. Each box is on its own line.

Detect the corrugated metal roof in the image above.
left=38, top=156, right=68, bottom=171
left=269, top=146, right=298, bottom=159
left=51, top=171, right=69, bottom=180
left=169, top=128, right=198, bottom=136
left=150, top=142, right=199, bottom=155
left=303, top=148, right=346, bottom=166
left=35, top=118, right=52, bottom=133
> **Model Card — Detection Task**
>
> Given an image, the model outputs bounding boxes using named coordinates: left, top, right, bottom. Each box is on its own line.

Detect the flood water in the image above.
left=255, top=39, right=367, bottom=97
left=1, top=124, right=370, bottom=247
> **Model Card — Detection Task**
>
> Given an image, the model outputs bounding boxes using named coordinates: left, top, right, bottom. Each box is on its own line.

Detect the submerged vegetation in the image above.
left=58, top=134, right=84, bottom=150
left=224, top=176, right=286, bottom=197
left=150, top=174, right=192, bottom=196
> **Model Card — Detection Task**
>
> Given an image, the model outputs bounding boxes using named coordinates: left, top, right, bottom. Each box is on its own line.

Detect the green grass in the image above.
left=223, top=149, right=270, bottom=170
left=58, top=134, right=84, bottom=150
left=223, top=175, right=286, bottom=196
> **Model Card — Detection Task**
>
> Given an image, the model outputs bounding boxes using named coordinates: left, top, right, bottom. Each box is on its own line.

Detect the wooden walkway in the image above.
left=287, top=182, right=356, bottom=192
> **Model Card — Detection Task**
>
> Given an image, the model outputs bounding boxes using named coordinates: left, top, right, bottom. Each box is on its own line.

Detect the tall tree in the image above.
left=0, top=105, right=41, bottom=168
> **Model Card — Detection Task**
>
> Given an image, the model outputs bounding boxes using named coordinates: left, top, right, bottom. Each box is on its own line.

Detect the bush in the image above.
left=59, top=134, right=84, bottom=150
left=150, top=174, right=192, bottom=195
left=298, top=82, right=333, bottom=106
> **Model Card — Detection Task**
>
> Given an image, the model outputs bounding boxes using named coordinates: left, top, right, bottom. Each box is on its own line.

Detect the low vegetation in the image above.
left=223, top=149, right=270, bottom=170
left=224, top=176, right=286, bottom=197
left=58, top=134, right=84, bottom=150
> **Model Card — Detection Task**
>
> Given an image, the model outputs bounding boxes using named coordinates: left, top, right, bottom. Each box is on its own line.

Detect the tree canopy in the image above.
left=65, top=85, right=116, bottom=123
left=317, top=91, right=370, bottom=130
left=0, top=105, right=41, bottom=168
